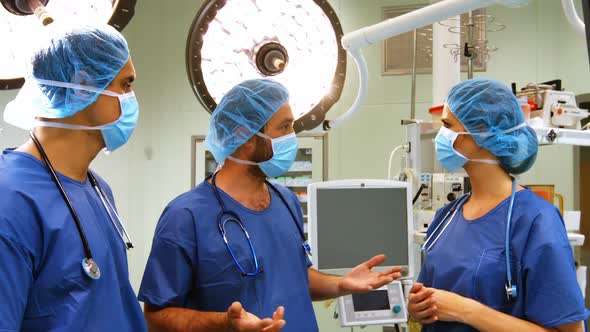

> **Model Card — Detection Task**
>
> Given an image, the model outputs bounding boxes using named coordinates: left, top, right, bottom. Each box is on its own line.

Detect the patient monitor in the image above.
left=307, top=180, right=414, bottom=326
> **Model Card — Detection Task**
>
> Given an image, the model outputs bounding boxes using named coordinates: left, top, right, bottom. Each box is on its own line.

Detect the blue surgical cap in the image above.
left=34, top=23, right=130, bottom=117
left=446, top=78, right=538, bottom=174
left=4, top=23, right=130, bottom=130
left=205, top=79, right=290, bottom=163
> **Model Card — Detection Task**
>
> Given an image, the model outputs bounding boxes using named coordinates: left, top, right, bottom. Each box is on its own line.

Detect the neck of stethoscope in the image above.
left=29, top=131, right=94, bottom=260
left=211, top=171, right=228, bottom=212
left=504, top=177, right=518, bottom=299
left=421, top=177, right=519, bottom=299
left=30, top=132, right=134, bottom=252
left=88, top=172, right=134, bottom=249
left=210, top=171, right=308, bottom=246
left=421, top=193, right=470, bottom=252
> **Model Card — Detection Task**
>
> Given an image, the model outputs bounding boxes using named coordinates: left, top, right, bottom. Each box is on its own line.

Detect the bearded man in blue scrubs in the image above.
left=139, top=79, right=402, bottom=331
left=0, top=24, right=145, bottom=331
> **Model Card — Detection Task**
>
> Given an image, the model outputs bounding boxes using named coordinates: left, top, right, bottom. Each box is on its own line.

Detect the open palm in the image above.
left=227, top=302, right=285, bottom=332
left=340, top=254, right=403, bottom=293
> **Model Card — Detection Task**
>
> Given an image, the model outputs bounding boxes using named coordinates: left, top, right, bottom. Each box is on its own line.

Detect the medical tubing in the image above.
left=387, top=145, right=406, bottom=180
left=29, top=132, right=93, bottom=260
left=413, top=184, right=425, bottom=205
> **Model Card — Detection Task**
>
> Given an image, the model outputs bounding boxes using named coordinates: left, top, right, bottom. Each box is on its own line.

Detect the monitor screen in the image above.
left=315, top=187, right=408, bottom=270
left=352, top=290, right=390, bottom=312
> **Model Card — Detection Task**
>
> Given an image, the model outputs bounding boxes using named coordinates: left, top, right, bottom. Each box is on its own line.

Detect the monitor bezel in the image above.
left=307, top=179, right=415, bottom=278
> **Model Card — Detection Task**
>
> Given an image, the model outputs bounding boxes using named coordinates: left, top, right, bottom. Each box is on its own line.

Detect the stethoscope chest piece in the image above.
left=82, top=258, right=101, bottom=280
left=505, top=281, right=517, bottom=300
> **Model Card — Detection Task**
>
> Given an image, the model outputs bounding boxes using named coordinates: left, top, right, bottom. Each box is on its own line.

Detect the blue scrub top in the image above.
left=0, top=150, right=146, bottom=332
left=418, top=188, right=588, bottom=331
left=139, top=180, right=318, bottom=332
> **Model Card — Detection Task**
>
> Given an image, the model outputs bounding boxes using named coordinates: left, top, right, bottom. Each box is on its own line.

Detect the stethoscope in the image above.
left=421, top=178, right=518, bottom=301
left=210, top=171, right=311, bottom=277
left=29, top=132, right=134, bottom=280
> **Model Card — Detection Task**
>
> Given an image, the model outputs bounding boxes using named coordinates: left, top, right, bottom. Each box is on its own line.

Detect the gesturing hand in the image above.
left=227, top=302, right=286, bottom=332
left=339, top=254, right=403, bottom=294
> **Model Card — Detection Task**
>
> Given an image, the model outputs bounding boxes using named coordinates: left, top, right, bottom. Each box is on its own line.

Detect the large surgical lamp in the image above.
left=0, top=0, right=136, bottom=90
left=186, top=0, right=347, bottom=133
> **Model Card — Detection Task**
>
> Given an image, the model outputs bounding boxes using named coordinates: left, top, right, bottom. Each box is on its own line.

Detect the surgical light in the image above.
left=186, top=0, right=347, bottom=133
left=0, top=0, right=136, bottom=90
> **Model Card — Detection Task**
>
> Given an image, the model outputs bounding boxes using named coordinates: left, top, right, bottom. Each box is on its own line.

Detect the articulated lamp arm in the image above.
left=324, top=0, right=530, bottom=130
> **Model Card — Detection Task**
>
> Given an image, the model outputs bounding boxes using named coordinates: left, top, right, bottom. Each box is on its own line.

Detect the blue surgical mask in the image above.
left=435, top=126, right=499, bottom=173
left=100, top=92, right=139, bottom=152
left=34, top=82, right=139, bottom=153
left=227, top=132, right=298, bottom=178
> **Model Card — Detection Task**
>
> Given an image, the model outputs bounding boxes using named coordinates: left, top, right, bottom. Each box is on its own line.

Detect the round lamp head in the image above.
left=186, top=0, right=347, bottom=132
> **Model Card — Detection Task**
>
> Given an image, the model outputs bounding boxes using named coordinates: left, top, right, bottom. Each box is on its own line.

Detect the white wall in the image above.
left=1, top=0, right=588, bottom=331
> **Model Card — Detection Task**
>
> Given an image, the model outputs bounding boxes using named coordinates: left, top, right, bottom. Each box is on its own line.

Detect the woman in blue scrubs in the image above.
left=408, top=78, right=588, bottom=331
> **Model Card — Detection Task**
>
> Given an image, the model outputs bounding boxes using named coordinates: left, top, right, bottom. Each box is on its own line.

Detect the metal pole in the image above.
left=411, top=29, right=418, bottom=119
left=467, top=11, right=474, bottom=79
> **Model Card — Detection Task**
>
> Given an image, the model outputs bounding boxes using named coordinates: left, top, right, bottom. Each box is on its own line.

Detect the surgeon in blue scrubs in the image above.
left=408, top=78, right=588, bottom=331
left=0, top=24, right=145, bottom=331
left=139, top=79, right=403, bottom=332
